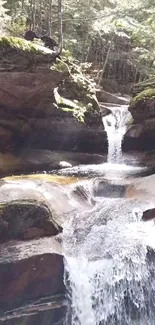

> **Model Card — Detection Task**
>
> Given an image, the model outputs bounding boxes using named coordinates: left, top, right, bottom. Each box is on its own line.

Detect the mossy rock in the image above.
left=53, top=60, right=101, bottom=123
left=0, top=36, right=104, bottom=155
left=131, top=78, right=155, bottom=97
left=129, top=84, right=155, bottom=123
left=130, top=88, right=155, bottom=108
left=0, top=36, right=42, bottom=53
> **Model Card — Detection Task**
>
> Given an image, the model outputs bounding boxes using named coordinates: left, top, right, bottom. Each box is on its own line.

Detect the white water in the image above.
left=102, top=106, right=132, bottom=163
left=62, top=104, right=155, bottom=325
left=63, top=199, right=155, bottom=325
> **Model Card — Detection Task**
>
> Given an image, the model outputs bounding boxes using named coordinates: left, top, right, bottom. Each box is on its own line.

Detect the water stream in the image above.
left=102, top=105, right=132, bottom=164
left=62, top=104, right=155, bottom=325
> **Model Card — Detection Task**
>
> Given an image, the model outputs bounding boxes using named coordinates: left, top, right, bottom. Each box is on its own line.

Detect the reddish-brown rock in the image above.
left=0, top=238, right=64, bottom=311
left=0, top=36, right=105, bottom=173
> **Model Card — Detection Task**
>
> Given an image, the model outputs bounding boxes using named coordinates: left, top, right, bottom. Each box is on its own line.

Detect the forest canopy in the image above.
left=1, top=0, right=155, bottom=92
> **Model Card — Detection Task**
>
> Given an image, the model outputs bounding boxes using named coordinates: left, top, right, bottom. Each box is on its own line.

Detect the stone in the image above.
left=142, top=208, right=155, bottom=221
left=125, top=174, right=155, bottom=201
left=92, top=178, right=126, bottom=198
left=0, top=150, right=105, bottom=177
left=125, top=124, right=144, bottom=138
left=96, top=89, right=129, bottom=105
left=0, top=36, right=106, bottom=168
left=0, top=200, right=60, bottom=242
left=0, top=175, right=96, bottom=231
left=0, top=296, right=66, bottom=325
left=127, top=79, right=155, bottom=150
left=0, top=237, right=64, bottom=311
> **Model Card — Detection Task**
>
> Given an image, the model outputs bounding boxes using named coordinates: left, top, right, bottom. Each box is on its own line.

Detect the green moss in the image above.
left=130, top=88, right=155, bottom=107
left=54, top=87, right=88, bottom=122
left=0, top=36, right=42, bottom=53
left=51, top=59, right=70, bottom=73
left=51, top=56, right=99, bottom=122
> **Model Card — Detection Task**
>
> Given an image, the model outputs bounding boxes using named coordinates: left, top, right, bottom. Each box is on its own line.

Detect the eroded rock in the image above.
left=0, top=36, right=105, bottom=173
left=0, top=237, right=64, bottom=311
left=0, top=150, right=105, bottom=177
left=142, top=208, right=155, bottom=221
left=97, top=90, right=129, bottom=105
left=127, top=79, right=155, bottom=150
left=0, top=295, right=66, bottom=325
left=0, top=200, right=61, bottom=242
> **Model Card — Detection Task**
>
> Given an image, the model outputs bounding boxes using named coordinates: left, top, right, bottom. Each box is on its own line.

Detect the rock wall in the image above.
left=0, top=36, right=107, bottom=176
left=125, top=78, right=155, bottom=150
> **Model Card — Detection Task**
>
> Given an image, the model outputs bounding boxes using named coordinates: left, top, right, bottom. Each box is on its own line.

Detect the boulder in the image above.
left=125, top=174, right=155, bottom=200
left=92, top=178, right=126, bottom=198
left=0, top=200, right=60, bottom=242
left=0, top=149, right=105, bottom=177
left=0, top=175, right=95, bottom=231
left=142, top=208, right=155, bottom=221
left=96, top=89, right=129, bottom=105
left=0, top=36, right=106, bottom=173
left=0, top=178, right=71, bottom=231
left=0, top=237, right=64, bottom=311
left=127, top=79, right=155, bottom=150
left=0, top=296, right=66, bottom=325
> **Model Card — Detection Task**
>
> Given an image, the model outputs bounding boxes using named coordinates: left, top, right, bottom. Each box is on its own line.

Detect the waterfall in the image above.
left=102, top=106, right=132, bottom=163
left=62, top=104, right=155, bottom=325
left=63, top=198, right=155, bottom=325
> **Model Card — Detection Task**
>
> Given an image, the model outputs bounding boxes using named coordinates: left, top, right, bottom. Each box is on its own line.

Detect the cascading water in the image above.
left=102, top=105, right=132, bottom=164
left=62, top=104, right=155, bottom=325
left=63, top=199, right=155, bottom=325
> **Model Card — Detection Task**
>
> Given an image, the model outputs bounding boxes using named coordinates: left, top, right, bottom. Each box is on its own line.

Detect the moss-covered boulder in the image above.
left=130, top=78, right=155, bottom=97
left=0, top=36, right=105, bottom=175
left=126, top=78, right=155, bottom=150
left=130, top=85, right=155, bottom=122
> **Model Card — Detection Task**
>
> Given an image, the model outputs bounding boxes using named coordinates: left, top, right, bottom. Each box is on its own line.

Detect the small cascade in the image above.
left=62, top=104, right=155, bottom=325
left=63, top=199, right=155, bottom=325
left=102, top=105, right=132, bottom=163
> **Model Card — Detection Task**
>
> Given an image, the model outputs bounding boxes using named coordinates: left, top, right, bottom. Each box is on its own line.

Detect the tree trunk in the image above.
left=98, top=41, right=112, bottom=86
left=58, top=0, right=63, bottom=53
left=21, top=0, right=24, bottom=14
left=49, top=0, right=52, bottom=36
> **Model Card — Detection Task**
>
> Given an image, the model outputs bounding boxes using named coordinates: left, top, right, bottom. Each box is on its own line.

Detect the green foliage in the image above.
left=53, top=57, right=99, bottom=122
left=0, top=36, right=42, bottom=53
left=2, top=0, right=155, bottom=89
left=54, top=87, right=88, bottom=122
left=7, top=18, right=27, bottom=36
left=131, top=88, right=155, bottom=107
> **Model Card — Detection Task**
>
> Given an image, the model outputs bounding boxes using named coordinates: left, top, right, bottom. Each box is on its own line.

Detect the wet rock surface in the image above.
left=142, top=208, right=155, bottom=221
left=1, top=38, right=155, bottom=325
left=97, top=90, right=129, bottom=105
left=0, top=149, right=105, bottom=177
left=0, top=171, right=155, bottom=323
left=0, top=237, right=64, bottom=310
left=62, top=173, right=155, bottom=262
left=0, top=175, right=74, bottom=324
left=0, top=295, right=66, bottom=325
left=0, top=201, right=60, bottom=242
left=0, top=176, right=88, bottom=228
